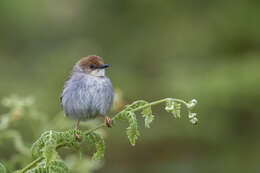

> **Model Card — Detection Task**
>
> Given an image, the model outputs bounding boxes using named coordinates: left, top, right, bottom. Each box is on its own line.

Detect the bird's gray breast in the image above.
left=61, top=73, right=114, bottom=121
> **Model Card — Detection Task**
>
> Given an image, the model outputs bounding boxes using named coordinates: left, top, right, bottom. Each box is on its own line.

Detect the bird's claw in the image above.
left=105, top=116, right=112, bottom=128
left=73, top=132, right=81, bottom=142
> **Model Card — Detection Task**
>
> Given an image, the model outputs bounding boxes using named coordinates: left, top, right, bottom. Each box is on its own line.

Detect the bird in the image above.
left=60, top=55, right=114, bottom=141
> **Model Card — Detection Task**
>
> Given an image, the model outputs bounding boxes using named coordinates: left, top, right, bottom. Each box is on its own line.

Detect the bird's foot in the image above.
left=73, top=131, right=81, bottom=142
left=73, top=120, right=81, bottom=142
left=105, top=116, right=112, bottom=128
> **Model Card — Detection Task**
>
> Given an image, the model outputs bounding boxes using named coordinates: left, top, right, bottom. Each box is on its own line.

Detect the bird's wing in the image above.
left=60, top=72, right=73, bottom=109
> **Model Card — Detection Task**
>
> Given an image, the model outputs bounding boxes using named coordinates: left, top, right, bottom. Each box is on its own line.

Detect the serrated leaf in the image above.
left=26, top=159, right=68, bottom=173
left=165, top=100, right=181, bottom=118
left=126, top=111, right=140, bottom=146
left=31, top=130, right=79, bottom=160
left=141, top=106, right=154, bottom=128
left=92, top=138, right=105, bottom=160
left=0, top=162, right=6, bottom=173
left=26, top=167, right=46, bottom=173
left=172, top=103, right=181, bottom=118
left=31, top=139, right=44, bottom=157
left=125, top=100, right=147, bottom=111
left=43, top=145, right=57, bottom=165
left=188, top=112, right=198, bottom=125
left=47, top=160, right=69, bottom=173
left=165, top=99, right=174, bottom=112
left=86, top=132, right=105, bottom=160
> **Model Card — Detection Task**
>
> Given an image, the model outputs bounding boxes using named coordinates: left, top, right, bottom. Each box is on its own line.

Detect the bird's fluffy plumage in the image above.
left=60, top=56, right=114, bottom=121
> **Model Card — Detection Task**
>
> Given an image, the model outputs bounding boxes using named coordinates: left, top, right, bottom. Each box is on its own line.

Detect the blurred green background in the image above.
left=0, top=0, right=260, bottom=173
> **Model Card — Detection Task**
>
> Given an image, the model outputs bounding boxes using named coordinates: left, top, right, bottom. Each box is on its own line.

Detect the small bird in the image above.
left=60, top=55, right=114, bottom=140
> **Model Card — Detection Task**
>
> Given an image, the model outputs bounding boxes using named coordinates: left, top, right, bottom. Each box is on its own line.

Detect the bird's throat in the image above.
left=90, top=69, right=105, bottom=77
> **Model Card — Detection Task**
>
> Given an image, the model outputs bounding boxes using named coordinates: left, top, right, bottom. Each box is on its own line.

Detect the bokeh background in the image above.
left=0, top=0, right=260, bottom=173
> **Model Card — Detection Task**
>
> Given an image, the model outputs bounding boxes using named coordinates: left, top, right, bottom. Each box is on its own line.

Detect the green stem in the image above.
left=130, top=98, right=188, bottom=112
left=19, top=157, right=44, bottom=173
left=18, top=97, right=189, bottom=173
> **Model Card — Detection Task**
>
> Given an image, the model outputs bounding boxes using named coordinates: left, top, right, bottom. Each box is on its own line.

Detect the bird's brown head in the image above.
left=77, top=55, right=109, bottom=77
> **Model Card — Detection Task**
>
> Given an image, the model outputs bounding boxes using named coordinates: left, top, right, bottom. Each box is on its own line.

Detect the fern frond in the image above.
left=125, top=111, right=140, bottom=146
left=19, top=97, right=198, bottom=173
left=141, top=105, right=154, bottom=128
left=86, top=132, right=105, bottom=160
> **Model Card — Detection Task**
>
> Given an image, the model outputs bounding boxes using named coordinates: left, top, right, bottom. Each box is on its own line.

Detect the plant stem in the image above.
left=18, top=97, right=189, bottom=173
left=19, top=157, right=44, bottom=173
left=131, top=98, right=188, bottom=112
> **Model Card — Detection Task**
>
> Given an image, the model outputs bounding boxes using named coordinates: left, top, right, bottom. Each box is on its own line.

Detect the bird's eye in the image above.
left=90, top=64, right=95, bottom=69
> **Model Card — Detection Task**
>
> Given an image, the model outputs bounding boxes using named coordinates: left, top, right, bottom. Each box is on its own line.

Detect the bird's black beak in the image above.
left=97, top=64, right=109, bottom=69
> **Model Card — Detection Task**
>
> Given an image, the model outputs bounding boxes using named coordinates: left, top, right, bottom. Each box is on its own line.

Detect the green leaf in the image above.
left=31, top=130, right=79, bottom=159
left=92, top=137, right=105, bottom=161
left=47, top=160, right=69, bottom=173
left=141, top=106, right=154, bottom=128
left=0, top=163, right=6, bottom=173
left=172, top=103, right=181, bottom=118
left=86, top=132, right=105, bottom=160
left=26, top=159, right=68, bottom=173
left=126, top=111, right=140, bottom=146
left=125, top=100, right=147, bottom=111
left=26, top=167, right=46, bottom=173
left=31, top=138, right=44, bottom=157
left=165, top=100, right=181, bottom=118
left=188, top=112, right=198, bottom=125
left=42, top=144, right=57, bottom=165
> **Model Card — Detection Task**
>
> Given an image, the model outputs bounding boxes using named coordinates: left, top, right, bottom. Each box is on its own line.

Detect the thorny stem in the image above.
left=18, top=98, right=189, bottom=173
